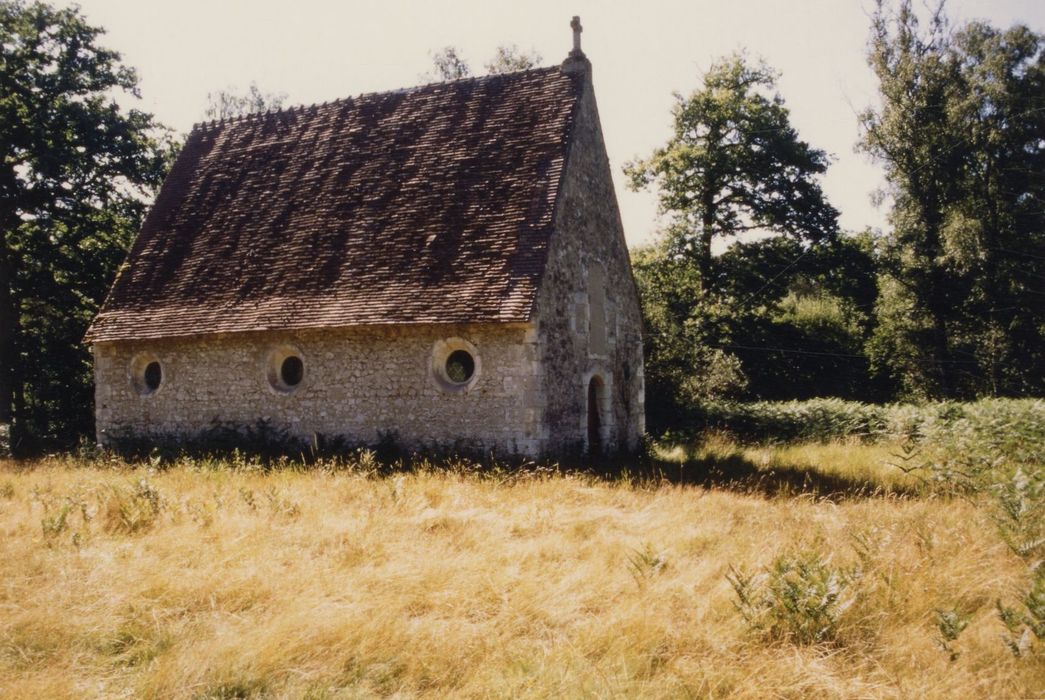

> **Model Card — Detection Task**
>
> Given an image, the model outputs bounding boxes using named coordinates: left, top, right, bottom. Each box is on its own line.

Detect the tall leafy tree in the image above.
left=632, top=243, right=748, bottom=428
left=625, top=53, right=839, bottom=292
left=861, top=0, right=1044, bottom=398
left=625, top=54, right=846, bottom=424
left=948, top=21, right=1045, bottom=396
left=860, top=1, right=966, bottom=398
left=0, top=1, right=171, bottom=453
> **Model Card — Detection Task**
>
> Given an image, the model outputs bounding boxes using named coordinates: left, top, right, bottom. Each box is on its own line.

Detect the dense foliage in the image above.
left=690, top=396, right=1044, bottom=446
left=0, top=1, right=171, bottom=453
left=634, top=3, right=1044, bottom=429
left=861, top=0, right=1045, bottom=399
left=634, top=229, right=885, bottom=428
left=625, top=53, right=873, bottom=427
left=625, top=53, right=839, bottom=289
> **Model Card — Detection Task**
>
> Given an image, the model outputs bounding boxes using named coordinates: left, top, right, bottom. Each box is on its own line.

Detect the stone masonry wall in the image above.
left=93, top=323, right=544, bottom=456
left=534, top=62, right=646, bottom=454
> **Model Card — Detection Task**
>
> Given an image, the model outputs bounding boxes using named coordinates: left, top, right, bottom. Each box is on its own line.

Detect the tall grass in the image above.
left=1, top=445, right=1042, bottom=698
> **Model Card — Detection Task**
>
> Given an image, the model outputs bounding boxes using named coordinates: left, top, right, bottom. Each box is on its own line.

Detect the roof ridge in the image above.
left=407, top=63, right=560, bottom=94
left=190, top=65, right=563, bottom=132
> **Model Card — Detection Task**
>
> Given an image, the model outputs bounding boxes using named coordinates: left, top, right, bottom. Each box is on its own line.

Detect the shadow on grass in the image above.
left=582, top=450, right=919, bottom=501
left=74, top=422, right=917, bottom=501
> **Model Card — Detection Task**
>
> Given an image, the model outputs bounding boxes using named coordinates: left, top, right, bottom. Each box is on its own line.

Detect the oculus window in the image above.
left=431, top=338, right=481, bottom=392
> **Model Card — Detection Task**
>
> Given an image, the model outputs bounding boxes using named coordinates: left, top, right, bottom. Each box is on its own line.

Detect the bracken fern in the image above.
left=727, top=550, right=857, bottom=645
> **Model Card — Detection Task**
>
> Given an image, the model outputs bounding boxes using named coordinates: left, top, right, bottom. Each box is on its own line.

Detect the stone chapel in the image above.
left=86, top=18, right=644, bottom=457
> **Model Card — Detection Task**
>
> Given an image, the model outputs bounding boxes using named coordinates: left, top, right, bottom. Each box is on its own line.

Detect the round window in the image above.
left=430, top=338, right=481, bottom=392
left=280, top=355, right=303, bottom=387
left=130, top=354, right=164, bottom=396
left=445, top=350, right=475, bottom=384
left=267, top=345, right=306, bottom=393
left=144, top=361, right=162, bottom=391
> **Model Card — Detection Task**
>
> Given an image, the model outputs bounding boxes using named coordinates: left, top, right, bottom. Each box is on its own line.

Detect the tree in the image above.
left=634, top=229, right=883, bottom=428
left=484, top=44, right=542, bottom=74
left=424, top=46, right=471, bottom=81
left=204, top=82, right=286, bottom=120
left=625, top=53, right=839, bottom=292
left=947, top=20, right=1045, bottom=397
left=0, top=1, right=172, bottom=453
left=624, top=54, right=848, bottom=422
left=423, top=44, right=543, bottom=82
left=860, top=1, right=965, bottom=398
left=860, top=0, right=1044, bottom=398
left=632, top=243, right=747, bottom=427
left=714, top=232, right=886, bottom=401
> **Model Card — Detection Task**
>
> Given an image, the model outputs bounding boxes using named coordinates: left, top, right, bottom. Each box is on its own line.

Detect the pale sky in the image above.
left=64, top=0, right=1045, bottom=249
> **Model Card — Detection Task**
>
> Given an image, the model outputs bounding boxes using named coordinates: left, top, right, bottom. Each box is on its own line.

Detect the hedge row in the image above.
left=693, top=397, right=1044, bottom=452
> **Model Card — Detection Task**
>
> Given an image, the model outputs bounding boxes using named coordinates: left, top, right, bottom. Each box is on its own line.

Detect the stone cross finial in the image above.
left=561, top=15, right=590, bottom=74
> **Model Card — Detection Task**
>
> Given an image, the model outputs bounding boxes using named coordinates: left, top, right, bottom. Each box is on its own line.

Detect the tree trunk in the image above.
left=908, top=170, right=957, bottom=399
left=927, top=302, right=952, bottom=398
left=921, top=218, right=955, bottom=399
left=698, top=189, right=716, bottom=294
left=0, top=243, right=15, bottom=456
left=980, top=158, right=1008, bottom=396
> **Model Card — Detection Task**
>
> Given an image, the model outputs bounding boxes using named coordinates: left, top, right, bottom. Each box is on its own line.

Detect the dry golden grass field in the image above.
left=1, top=441, right=1042, bottom=699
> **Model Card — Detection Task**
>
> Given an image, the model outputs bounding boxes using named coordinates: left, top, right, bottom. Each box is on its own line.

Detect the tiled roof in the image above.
left=86, top=67, right=582, bottom=342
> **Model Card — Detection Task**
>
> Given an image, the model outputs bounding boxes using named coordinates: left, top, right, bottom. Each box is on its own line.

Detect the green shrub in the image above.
left=698, top=398, right=887, bottom=443
left=998, top=570, right=1045, bottom=658
left=694, top=398, right=1044, bottom=453
left=41, top=503, right=72, bottom=538
left=626, top=543, right=668, bottom=588
left=727, top=550, right=857, bottom=645
left=103, top=479, right=164, bottom=534
left=935, top=608, right=972, bottom=660
left=992, top=468, right=1045, bottom=563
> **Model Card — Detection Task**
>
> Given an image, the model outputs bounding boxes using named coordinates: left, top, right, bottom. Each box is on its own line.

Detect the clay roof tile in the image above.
left=86, top=66, right=581, bottom=342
